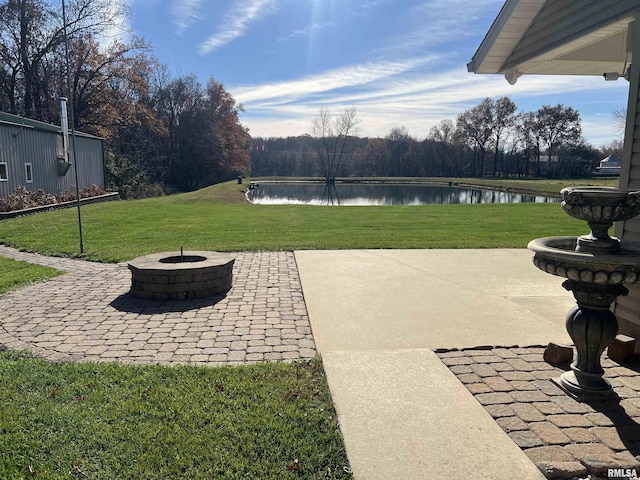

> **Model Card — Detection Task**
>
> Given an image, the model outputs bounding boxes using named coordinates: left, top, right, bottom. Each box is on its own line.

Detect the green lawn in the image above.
left=0, top=256, right=62, bottom=294
left=0, top=178, right=603, bottom=478
left=0, top=253, right=351, bottom=479
left=0, top=180, right=589, bottom=262
left=0, top=351, right=351, bottom=480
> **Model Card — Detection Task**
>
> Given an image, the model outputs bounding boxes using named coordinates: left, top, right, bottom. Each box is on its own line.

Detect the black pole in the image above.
left=61, top=0, right=84, bottom=254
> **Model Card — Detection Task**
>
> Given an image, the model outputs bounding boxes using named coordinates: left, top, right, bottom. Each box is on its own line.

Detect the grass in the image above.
left=0, top=184, right=354, bottom=479
left=0, top=257, right=62, bottom=294
left=443, top=176, right=620, bottom=197
left=0, top=177, right=607, bottom=478
left=0, top=179, right=590, bottom=262
left=0, top=351, right=351, bottom=480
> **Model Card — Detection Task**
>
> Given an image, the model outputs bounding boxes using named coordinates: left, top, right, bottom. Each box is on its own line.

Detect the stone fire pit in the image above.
left=128, top=251, right=235, bottom=300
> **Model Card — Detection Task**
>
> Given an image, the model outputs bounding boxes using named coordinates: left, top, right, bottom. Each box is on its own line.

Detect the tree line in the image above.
left=1, top=0, right=250, bottom=197
left=2, top=1, right=620, bottom=199
left=254, top=99, right=619, bottom=181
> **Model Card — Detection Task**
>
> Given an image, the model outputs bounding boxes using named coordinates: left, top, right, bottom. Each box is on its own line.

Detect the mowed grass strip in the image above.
left=0, top=257, right=62, bottom=294
left=0, top=181, right=586, bottom=262
left=0, top=352, right=351, bottom=480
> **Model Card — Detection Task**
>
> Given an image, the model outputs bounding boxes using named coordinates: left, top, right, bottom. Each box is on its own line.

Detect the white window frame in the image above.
left=0, top=162, right=7, bottom=181
left=25, top=163, right=33, bottom=183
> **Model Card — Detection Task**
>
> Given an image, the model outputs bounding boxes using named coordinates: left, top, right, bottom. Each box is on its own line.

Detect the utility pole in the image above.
left=61, top=0, right=84, bottom=254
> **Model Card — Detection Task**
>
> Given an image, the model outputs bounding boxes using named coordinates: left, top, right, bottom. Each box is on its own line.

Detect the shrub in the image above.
left=5, top=186, right=57, bottom=211
left=0, top=185, right=108, bottom=213
left=54, top=184, right=107, bottom=203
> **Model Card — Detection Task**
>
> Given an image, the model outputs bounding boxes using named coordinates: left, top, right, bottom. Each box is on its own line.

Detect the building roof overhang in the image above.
left=0, top=111, right=103, bottom=140
left=468, top=0, right=640, bottom=79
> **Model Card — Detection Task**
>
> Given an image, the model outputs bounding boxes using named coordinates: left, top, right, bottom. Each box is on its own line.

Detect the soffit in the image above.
left=468, top=0, right=640, bottom=77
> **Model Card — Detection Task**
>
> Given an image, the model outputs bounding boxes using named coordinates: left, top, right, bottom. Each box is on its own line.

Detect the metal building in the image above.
left=0, top=111, right=105, bottom=198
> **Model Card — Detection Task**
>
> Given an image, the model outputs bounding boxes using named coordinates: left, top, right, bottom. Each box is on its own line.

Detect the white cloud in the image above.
left=232, top=56, right=436, bottom=105
left=375, top=0, right=504, bottom=57
left=172, top=0, right=205, bottom=34
left=95, top=0, right=132, bottom=49
left=277, top=21, right=337, bottom=43
left=348, top=0, right=387, bottom=16
left=233, top=65, right=628, bottom=141
left=199, top=0, right=279, bottom=55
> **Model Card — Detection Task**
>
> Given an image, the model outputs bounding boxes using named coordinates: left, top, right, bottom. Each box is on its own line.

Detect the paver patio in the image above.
left=0, top=245, right=315, bottom=365
left=438, top=346, right=640, bottom=479
left=5, top=245, right=640, bottom=479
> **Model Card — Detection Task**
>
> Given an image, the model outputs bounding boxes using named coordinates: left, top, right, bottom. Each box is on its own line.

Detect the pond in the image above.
left=246, top=182, right=559, bottom=206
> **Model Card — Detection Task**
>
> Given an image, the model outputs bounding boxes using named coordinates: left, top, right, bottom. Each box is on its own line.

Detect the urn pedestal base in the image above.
left=555, top=281, right=627, bottom=400
left=528, top=187, right=640, bottom=401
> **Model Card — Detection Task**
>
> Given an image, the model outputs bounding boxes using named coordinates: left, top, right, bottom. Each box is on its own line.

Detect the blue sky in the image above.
left=123, top=0, right=629, bottom=147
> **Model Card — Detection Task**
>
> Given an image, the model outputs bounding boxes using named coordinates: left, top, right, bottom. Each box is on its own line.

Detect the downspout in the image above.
left=60, top=97, right=69, bottom=163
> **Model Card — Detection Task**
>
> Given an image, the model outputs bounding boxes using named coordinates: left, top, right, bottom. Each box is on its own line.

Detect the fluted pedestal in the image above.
left=555, top=281, right=628, bottom=398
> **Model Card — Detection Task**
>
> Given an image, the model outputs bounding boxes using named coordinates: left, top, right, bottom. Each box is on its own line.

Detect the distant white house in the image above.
left=594, top=155, right=621, bottom=176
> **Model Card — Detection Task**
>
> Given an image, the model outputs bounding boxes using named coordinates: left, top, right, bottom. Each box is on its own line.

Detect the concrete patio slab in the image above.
left=295, top=249, right=575, bottom=479
left=0, top=246, right=587, bottom=479
left=322, top=349, right=546, bottom=480
left=295, top=249, right=573, bottom=352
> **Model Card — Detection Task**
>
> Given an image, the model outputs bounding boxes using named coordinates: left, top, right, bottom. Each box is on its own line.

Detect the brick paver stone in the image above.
left=465, top=383, right=492, bottom=394
left=474, top=392, right=514, bottom=405
left=496, top=416, right=528, bottom=432
left=509, top=390, right=550, bottom=403
left=563, top=428, right=597, bottom=444
left=548, top=414, right=594, bottom=428
left=483, top=376, right=514, bottom=392
left=483, top=404, right=514, bottom=418
left=438, top=346, right=640, bottom=480
left=0, top=247, right=316, bottom=365
left=510, top=403, right=546, bottom=423
left=529, top=422, right=571, bottom=446
left=532, top=402, right=564, bottom=416
left=499, top=371, right=535, bottom=381
left=470, top=363, right=499, bottom=377
left=508, top=430, right=543, bottom=448
left=589, top=427, right=628, bottom=451
left=524, top=446, right=587, bottom=479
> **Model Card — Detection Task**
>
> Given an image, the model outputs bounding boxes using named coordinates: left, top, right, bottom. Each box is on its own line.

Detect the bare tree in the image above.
left=489, top=96, right=517, bottom=177
left=456, top=98, right=492, bottom=177
left=535, top=104, right=582, bottom=166
left=312, top=106, right=359, bottom=183
left=0, top=0, right=129, bottom=121
left=429, top=119, right=457, bottom=176
left=612, top=105, right=627, bottom=136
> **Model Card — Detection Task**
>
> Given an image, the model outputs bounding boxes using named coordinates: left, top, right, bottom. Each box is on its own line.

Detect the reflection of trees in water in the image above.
left=322, top=183, right=341, bottom=206
left=247, top=183, right=559, bottom=205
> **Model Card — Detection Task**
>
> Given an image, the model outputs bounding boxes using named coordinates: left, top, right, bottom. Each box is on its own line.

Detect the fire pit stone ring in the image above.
left=128, top=251, right=235, bottom=300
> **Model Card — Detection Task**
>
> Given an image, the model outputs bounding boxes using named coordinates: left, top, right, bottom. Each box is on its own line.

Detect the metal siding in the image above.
left=23, top=128, right=61, bottom=194
left=70, top=136, right=105, bottom=190
left=0, top=116, right=104, bottom=199
left=616, top=12, right=640, bottom=330
left=0, top=123, right=17, bottom=198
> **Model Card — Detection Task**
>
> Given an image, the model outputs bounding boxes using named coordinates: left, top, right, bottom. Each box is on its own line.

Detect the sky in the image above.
left=121, top=0, right=630, bottom=148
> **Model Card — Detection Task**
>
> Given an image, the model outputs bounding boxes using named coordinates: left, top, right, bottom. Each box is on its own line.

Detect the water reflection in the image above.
left=246, top=182, right=558, bottom=206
